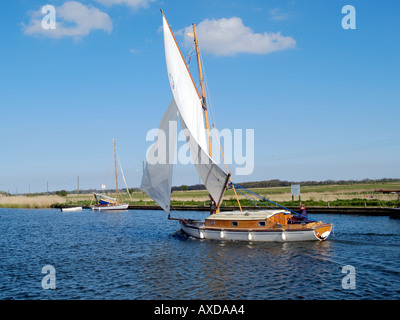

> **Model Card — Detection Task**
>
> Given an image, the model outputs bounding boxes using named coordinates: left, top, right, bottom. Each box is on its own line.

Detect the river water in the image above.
left=0, top=208, right=399, bottom=300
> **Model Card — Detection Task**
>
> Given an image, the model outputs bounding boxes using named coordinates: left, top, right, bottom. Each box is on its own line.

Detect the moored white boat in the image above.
left=60, top=206, right=82, bottom=212
left=90, top=202, right=129, bottom=211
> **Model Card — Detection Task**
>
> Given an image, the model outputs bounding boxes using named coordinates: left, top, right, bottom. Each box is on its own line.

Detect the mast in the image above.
left=192, top=23, right=212, bottom=158
left=192, top=23, right=242, bottom=212
left=193, top=22, right=222, bottom=212
left=113, top=139, right=119, bottom=204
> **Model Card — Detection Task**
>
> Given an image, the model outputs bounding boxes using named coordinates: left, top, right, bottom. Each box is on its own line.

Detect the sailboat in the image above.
left=141, top=10, right=333, bottom=241
left=90, top=139, right=129, bottom=211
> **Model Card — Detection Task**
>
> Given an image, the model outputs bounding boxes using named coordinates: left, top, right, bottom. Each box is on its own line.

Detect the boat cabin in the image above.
left=205, top=210, right=293, bottom=229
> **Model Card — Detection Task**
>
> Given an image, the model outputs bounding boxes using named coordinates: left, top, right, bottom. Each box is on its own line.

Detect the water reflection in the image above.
left=136, top=229, right=339, bottom=300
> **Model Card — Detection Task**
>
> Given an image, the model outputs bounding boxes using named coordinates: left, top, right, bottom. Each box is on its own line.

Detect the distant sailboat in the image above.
left=91, top=139, right=129, bottom=211
left=141, top=10, right=333, bottom=241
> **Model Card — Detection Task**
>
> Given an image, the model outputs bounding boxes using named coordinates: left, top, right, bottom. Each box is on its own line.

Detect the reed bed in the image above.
left=0, top=195, right=67, bottom=209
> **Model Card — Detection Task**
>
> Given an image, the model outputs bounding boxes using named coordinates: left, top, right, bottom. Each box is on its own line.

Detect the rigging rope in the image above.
left=116, top=150, right=133, bottom=201
left=232, top=183, right=317, bottom=222
left=199, top=49, right=217, bottom=128
left=185, top=43, right=196, bottom=66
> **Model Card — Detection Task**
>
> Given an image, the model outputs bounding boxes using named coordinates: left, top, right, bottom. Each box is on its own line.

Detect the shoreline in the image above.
left=1, top=204, right=398, bottom=217
left=45, top=204, right=399, bottom=216
left=128, top=204, right=400, bottom=216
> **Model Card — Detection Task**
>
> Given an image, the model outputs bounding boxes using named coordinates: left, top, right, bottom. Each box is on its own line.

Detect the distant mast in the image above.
left=113, top=139, right=119, bottom=204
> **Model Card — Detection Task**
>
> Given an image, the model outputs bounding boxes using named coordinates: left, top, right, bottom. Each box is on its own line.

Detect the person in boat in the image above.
left=299, top=204, right=307, bottom=217
left=210, top=197, right=216, bottom=214
left=290, top=203, right=309, bottom=224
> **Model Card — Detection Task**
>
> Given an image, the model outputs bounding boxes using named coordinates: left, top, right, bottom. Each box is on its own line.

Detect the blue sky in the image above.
left=1, top=0, right=399, bottom=193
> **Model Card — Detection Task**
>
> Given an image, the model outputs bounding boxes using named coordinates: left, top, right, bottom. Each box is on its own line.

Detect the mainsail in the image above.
left=140, top=12, right=229, bottom=212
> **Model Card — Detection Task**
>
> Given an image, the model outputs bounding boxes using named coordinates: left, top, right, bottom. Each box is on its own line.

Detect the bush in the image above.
left=55, top=190, right=68, bottom=197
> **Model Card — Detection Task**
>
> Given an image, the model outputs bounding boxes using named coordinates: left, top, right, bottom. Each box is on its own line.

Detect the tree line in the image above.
left=172, top=178, right=400, bottom=191
left=9, top=178, right=399, bottom=196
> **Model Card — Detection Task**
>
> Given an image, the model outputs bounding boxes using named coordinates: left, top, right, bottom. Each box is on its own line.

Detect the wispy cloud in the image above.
left=129, top=48, right=140, bottom=54
left=269, top=8, right=289, bottom=21
left=94, top=0, right=155, bottom=9
left=22, top=1, right=112, bottom=39
left=182, top=17, right=296, bottom=56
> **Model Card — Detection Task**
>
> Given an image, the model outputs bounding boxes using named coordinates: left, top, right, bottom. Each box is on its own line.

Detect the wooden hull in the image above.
left=179, top=219, right=333, bottom=242
left=90, top=203, right=129, bottom=211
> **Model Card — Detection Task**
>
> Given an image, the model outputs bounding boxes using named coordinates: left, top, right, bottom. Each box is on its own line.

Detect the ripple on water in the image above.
left=0, top=209, right=399, bottom=299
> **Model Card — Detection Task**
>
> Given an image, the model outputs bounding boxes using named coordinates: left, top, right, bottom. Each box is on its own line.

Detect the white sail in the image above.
left=162, top=14, right=229, bottom=205
left=162, top=15, right=207, bottom=152
left=140, top=100, right=178, bottom=213
left=179, top=116, right=229, bottom=205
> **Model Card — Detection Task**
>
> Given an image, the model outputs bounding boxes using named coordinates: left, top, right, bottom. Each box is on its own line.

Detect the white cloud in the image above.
left=22, top=1, right=112, bottom=39
left=182, top=17, right=296, bottom=56
left=95, top=0, right=155, bottom=9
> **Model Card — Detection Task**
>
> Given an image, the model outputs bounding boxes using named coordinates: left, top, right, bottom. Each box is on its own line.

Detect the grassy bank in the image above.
left=1, top=181, right=398, bottom=209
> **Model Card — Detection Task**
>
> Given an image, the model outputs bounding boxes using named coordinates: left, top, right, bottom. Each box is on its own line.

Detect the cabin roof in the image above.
left=206, top=210, right=290, bottom=221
